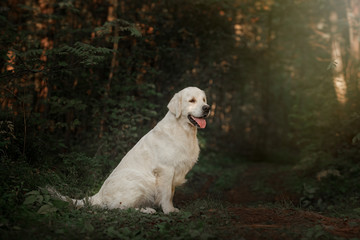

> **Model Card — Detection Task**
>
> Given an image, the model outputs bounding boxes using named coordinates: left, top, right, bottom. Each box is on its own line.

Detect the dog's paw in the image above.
left=163, top=207, right=179, bottom=214
left=137, top=207, right=157, bottom=214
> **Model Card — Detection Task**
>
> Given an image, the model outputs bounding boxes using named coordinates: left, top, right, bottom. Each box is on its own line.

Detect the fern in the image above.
left=17, top=49, right=43, bottom=58
left=58, top=0, right=80, bottom=13
left=56, top=42, right=113, bottom=66
left=95, top=19, right=142, bottom=40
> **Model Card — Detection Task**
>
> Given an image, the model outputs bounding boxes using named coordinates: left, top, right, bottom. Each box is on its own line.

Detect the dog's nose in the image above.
left=202, top=105, right=210, bottom=113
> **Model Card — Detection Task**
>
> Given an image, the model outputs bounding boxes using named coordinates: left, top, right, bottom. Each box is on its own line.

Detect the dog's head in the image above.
left=167, top=87, right=210, bottom=129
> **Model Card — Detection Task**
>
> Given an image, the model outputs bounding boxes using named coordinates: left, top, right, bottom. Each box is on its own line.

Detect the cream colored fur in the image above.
left=49, top=87, right=210, bottom=214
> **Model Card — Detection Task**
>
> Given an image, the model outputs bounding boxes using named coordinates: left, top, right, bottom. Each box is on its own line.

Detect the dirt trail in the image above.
left=225, top=163, right=298, bottom=205
left=179, top=162, right=360, bottom=239
left=215, top=207, right=360, bottom=239
left=222, top=163, right=360, bottom=239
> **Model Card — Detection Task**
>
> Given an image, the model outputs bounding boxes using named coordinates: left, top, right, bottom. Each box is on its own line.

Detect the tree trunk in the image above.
left=330, top=10, right=348, bottom=105
left=345, top=0, right=360, bottom=94
left=99, top=0, right=119, bottom=139
left=107, top=0, right=119, bottom=96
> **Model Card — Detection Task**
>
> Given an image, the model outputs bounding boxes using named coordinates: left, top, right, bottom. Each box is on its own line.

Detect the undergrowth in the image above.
left=0, top=150, right=230, bottom=240
left=1, top=148, right=360, bottom=239
left=1, top=183, right=227, bottom=240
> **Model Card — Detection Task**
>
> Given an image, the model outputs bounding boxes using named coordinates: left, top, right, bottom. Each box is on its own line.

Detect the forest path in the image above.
left=225, top=163, right=360, bottom=239
left=225, top=162, right=299, bottom=205
left=177, top=162, right=360, bottom=239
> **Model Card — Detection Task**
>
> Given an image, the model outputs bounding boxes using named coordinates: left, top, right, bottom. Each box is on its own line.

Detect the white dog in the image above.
left=49, top=87, right=210, bottom=214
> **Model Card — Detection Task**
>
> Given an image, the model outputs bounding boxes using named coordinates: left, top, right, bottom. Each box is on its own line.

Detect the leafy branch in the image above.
left=95, top=19, right=142, bottom=40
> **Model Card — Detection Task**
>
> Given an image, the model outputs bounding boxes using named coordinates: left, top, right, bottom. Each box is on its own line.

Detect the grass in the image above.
left=0, top=153, right=234, bottom=240
left=1, top=151, right=360, bottom=239
left=1, top=189, right=228, bottom=240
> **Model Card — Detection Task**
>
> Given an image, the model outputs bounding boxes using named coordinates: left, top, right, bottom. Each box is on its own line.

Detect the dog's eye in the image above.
left=203, top=98, right=206, bottom=102
left=189, top=98, right=196, bottom=103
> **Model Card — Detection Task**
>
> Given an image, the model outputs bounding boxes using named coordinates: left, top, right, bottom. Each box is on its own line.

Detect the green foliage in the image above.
left=1, top=0, right=234, bottom=164
left=1, top=183, right=222, bottom=240
left=95, top=19, right=142, bottom=39
left=0, top=121, right=16, bottom=150
left=57, top=42, right=114, bottom=66
left=352, top=132, right=360, bottom=145
left=22, top=190, right=66, bottom=215
left=299, top=163, right=360, bottom=216
left=301, top=225, right=332, bottom=240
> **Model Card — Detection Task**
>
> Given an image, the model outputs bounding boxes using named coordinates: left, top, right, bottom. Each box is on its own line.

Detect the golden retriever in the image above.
left=49, top=87, right=210, bottom=214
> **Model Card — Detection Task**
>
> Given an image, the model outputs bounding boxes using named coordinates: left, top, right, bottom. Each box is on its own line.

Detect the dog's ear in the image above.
left=167, top=92, right=182, bottom=118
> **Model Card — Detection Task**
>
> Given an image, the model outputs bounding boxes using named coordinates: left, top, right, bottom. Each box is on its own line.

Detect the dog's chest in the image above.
left=175, top=131, right=199, bottom=161
left=173, top=137, right=199, bottom=176
left=150, top=122, right=200, bottom=175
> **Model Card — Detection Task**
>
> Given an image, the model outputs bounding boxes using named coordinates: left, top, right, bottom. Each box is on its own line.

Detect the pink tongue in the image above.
left=193, top=117, right=206, bottom=129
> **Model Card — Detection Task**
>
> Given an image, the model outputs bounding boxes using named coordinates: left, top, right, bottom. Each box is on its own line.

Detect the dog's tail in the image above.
left=46, top=186, right=90, bottom=207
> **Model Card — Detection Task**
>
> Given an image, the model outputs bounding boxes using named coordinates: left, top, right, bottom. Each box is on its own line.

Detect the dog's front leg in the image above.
left=156, top=169, right=179, bottom=214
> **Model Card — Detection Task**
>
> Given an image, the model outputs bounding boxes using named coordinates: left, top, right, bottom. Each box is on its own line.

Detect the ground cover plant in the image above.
left=1, top=152, right=360, bottom=239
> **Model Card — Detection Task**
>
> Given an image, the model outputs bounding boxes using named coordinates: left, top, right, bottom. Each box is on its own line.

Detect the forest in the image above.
left=1, top=0, right=360, bottom=239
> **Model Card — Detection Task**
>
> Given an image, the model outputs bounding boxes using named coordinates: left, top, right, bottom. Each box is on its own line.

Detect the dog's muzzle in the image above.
left=188, top=104, right=211, bottom=129
left=201, top=105, right=211, bottom=118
